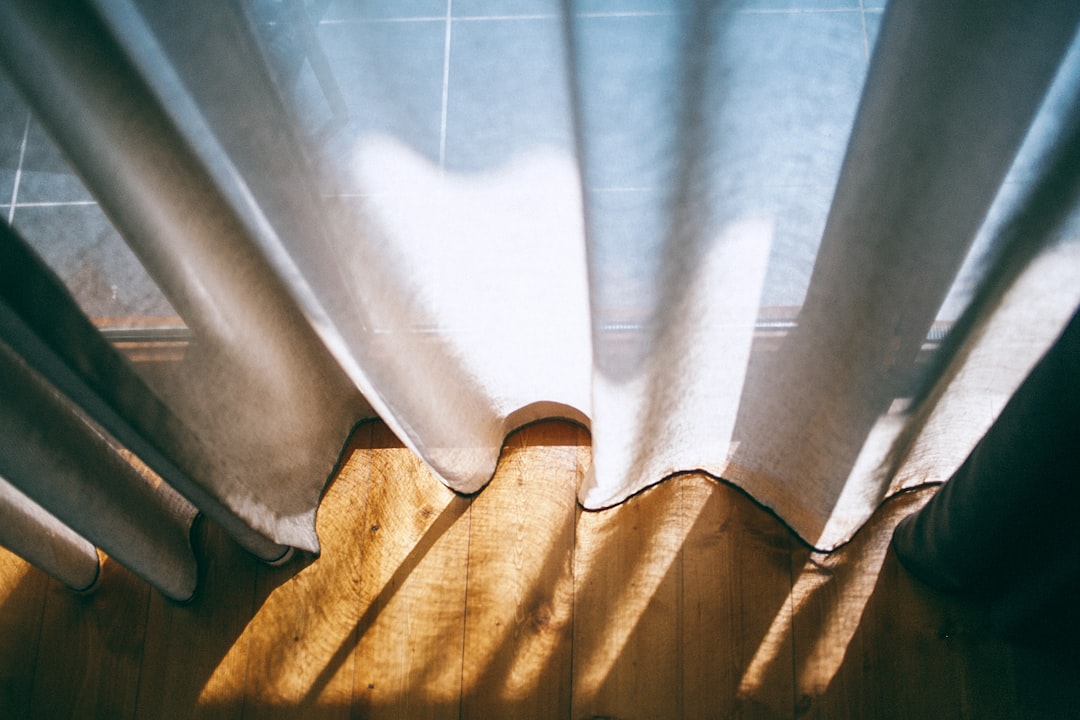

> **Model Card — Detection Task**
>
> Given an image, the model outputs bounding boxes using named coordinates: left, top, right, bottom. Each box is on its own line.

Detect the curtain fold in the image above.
left=0, top=0, right=1078, bottom=596
left=893, top=308, right=1080, bottom=640
left=0, top=478, right=100, bottom=594
left=0, top=0, right=369, bottom=559
left=722, top=0, right=1080, bottom=546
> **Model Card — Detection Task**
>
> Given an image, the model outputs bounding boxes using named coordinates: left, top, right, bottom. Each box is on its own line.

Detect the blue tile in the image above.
left=574, top=10, right=866, bottom=191
left=1005, top=27, right=1080, bottom=184
left=454, top=0, right=561, bottom=16
left=0, top=74, right=28, bottom=206
left=705, top=11, right=867, bottom=187
left=863, top=8, right=883, bottom=56
left=305, top=18, right=447, bottom=188
left=570, top=12, right=684, bottom=191
left=584, top=188, right=669, bottom=318
left=572, top=0, right=678, bottom=13
left=757, top=183, right=837, bottom=308
left=16, top=120, right=94, bottom=203
left=443, top=17, right=575, bottom=172
left=12, top=204, right=176, bottom=319
left=734, top=0, right=858, bottom=9
left=320, top=0, right=446, bottom=21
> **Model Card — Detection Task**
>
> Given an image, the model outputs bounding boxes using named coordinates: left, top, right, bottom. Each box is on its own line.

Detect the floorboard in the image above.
left=30, top=555, right=149, bottom=718
left=0, top=420, right=1077, bottom=718
left=459, top=422, right=584, bottom=719
left=134, top=517, right=259, bottom=720
left=681, top=475, right=797, bottom=720
left=349, top=421, right=471, bottom=720
left=240, top=424, right=375, bottom=719
left=571, top=477, right=688, bottom=719
left=0, top=547, right=47, bottom=719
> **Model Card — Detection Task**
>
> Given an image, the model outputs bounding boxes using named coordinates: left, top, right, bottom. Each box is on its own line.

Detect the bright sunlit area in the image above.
left=2, top=0, right=1080, bottom=717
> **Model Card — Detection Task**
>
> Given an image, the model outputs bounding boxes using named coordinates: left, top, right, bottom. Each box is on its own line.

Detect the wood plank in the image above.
left=792, top=487, right=1020, bottom=719
left=681, top=476, right=797, bottom=720
left=459, top=421, right=586, bottom=718
left=0, top=547, right=48, bottom=718
left=241, top=423, right=375, bottom=718
left=30, top=553, right=150, bottom=718
left=350, top=421, right=472, bottom=719
left=134, top=515, right=260, bottom=719
left=8, top=423, right=1078, bottom=718
left=571, top=476, right=689, bottom=719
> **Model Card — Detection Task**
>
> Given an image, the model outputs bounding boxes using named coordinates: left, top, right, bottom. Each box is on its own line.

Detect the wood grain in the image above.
left=459, top=421, right=586, bottom=719
left=241, top=424, right=374, bottom=719
left=1, top=420, right=1077, bottom=718
left=30, top=554, right=149, bottom=717
left=680, top=475, right=796, bottom=720
left=349, top=421, right=472, bottom=720
left=571, top=476, right=689, bottom=719
left=134, top=516, right=260, bottom=719
left=792, top=488, right=1020, bottom=720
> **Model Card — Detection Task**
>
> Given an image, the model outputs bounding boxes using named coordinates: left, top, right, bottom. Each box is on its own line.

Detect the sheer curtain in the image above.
left=0, top=0, right=1078, bottom=601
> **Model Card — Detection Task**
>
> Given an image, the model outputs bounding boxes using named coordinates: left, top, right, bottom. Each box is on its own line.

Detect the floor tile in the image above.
left=17, top=120, right=94, bottom=204
left=0, top=74, right=28, bottom=206
left=443, top=17, right=575, bottom=172
left=12, top=204, right=175, bottom=320
left=572, top=0, right=678, bottom=13
left=310, top=19, right=447, bottom=190
left=453, top=0, right=560, bottom=17
left=321, top=0, right=446, bottom=21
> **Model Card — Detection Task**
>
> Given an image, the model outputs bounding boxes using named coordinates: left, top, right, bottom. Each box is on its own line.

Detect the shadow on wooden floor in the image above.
left=1, top=420, right=1078, bottom=719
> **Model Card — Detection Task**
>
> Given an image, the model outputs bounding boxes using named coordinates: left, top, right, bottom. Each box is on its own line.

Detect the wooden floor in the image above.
left=0, top=420, right=1076, bottom=719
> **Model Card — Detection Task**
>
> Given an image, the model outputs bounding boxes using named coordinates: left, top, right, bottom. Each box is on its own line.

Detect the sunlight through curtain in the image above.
left=0, top=0, right=1078, bottom=599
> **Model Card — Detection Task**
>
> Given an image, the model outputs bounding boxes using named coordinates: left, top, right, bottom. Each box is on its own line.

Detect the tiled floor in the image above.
left=0, top=76, right=175, bottom=320
left=7, top=0, right=1072, bottom=336
left=0, top=1, right=885, bottom=322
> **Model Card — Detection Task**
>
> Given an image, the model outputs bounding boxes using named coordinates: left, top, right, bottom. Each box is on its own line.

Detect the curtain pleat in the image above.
left=0, top=0, right=369, bottom=557
left=0, top=0, right=1078, bottom=595
left=893, top=308, right=1080, bottom=639
left=0, top=283, right=197, bottom=598
left=724, top=0, right=1080, bottom=546
left=0, top=478, right=100, bottom=593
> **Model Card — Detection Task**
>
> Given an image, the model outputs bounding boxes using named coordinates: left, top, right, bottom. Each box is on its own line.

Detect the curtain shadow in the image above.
left=735, top=487, right=937, bottom=715
left=0, top=550, right=49, bottom=718
left=731, top=0, right=1080, bottom=550
left=299, top=492, right=472, bottom=706
left=130, top=515, right=313, bottom=717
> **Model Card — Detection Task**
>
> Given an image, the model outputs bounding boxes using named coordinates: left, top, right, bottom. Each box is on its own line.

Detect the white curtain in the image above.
left=0, top=0, right=1078, bottom=600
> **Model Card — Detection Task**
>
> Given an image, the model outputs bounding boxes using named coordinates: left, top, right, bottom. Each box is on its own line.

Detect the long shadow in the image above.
left=0, top=551, right=49, bottom=718
left=0, top=508, right=312, bottom=718
left=300, top=489, right=472, bottom=705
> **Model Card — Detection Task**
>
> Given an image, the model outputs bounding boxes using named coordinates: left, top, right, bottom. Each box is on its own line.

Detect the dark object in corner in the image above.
left=893, top=309, right=1080, bottom=647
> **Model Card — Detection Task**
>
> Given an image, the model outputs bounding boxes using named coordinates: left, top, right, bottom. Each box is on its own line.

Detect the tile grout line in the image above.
left=438, top=0, right=453, bottom=170
left=7, top=113, right=30, bottom=224
left=858, top=0, right=870, bottom=62
left=11, top=200, right=98, bottom=208
left=319, top=16, right=444, bottom=24
left=318, top=9, right=860, bottom=24
left=736, top=7, right=861, bottom=14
